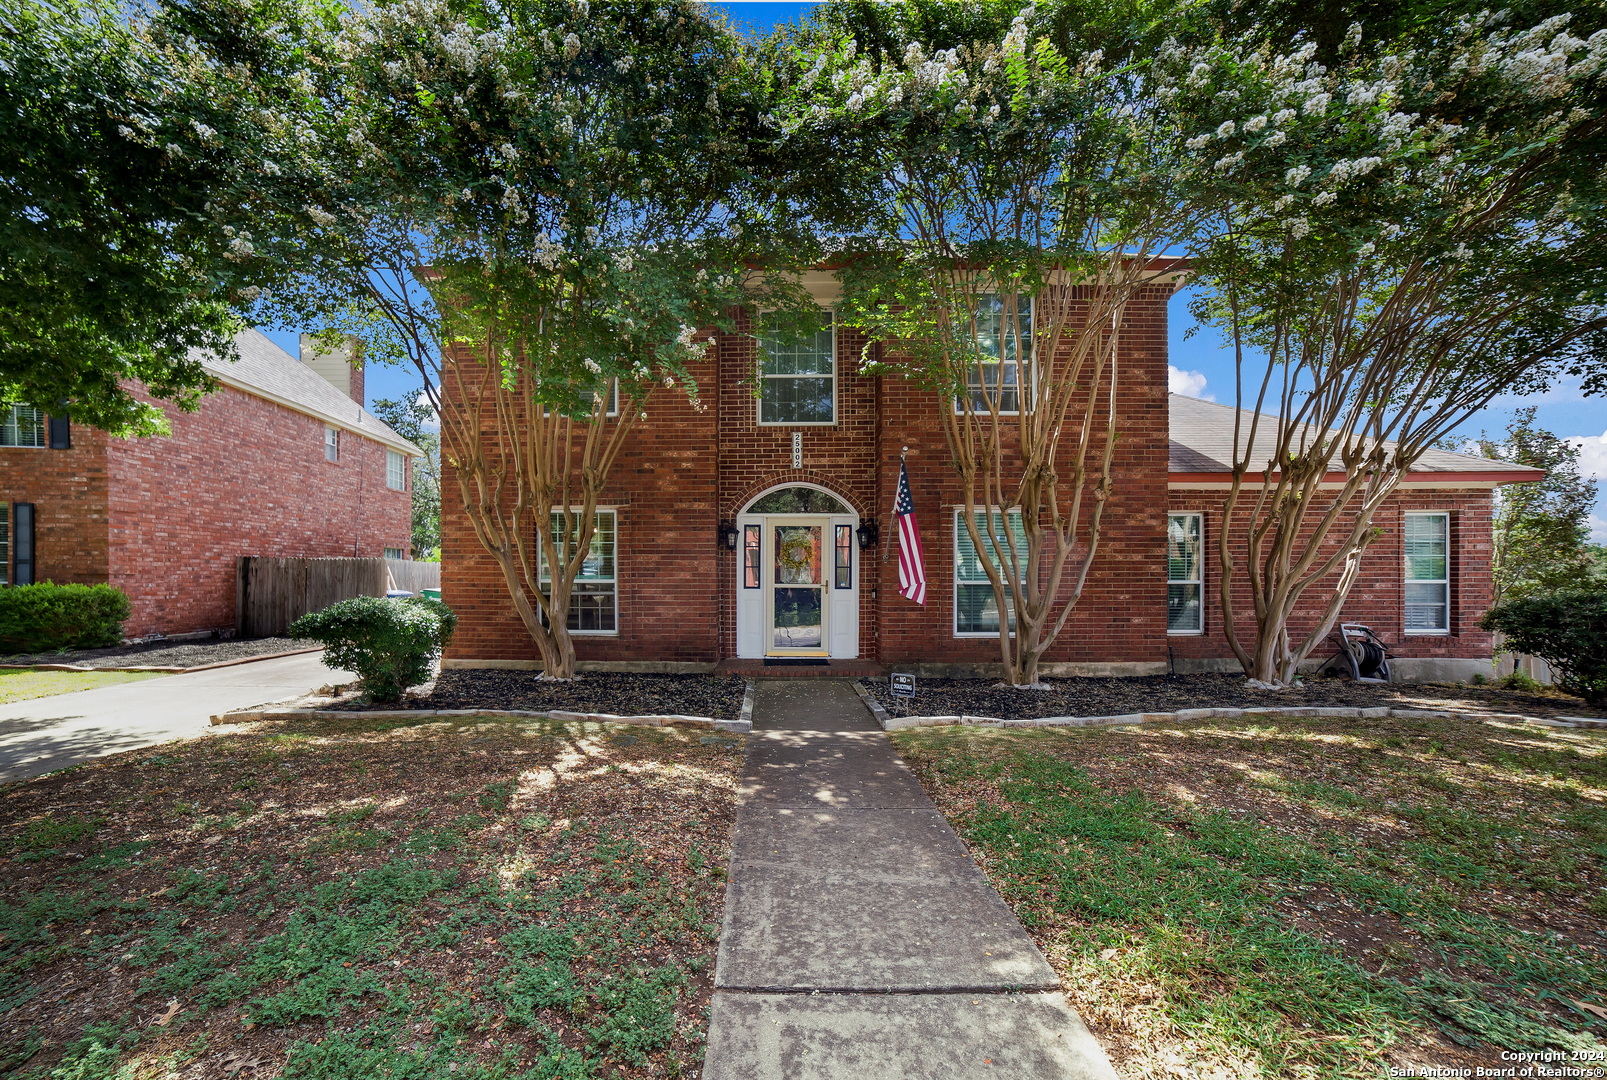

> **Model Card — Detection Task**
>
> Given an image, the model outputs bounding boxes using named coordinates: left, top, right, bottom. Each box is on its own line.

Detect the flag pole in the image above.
left=883, top=447, right=907, bottom=564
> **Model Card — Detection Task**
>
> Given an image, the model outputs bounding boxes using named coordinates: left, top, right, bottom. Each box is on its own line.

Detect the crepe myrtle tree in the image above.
left=772, top=1, right=1210, bottom=687
left=1182, top=16, right=1607, bottom=687
left=0, top=0, right=310, bottom=435
left=256, top=0, right=821, bottom=679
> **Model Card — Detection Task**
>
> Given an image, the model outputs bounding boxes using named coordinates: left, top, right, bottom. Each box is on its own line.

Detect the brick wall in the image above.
left=441, top=286, right=1178, bottom=670
left=104, top=383, right=413, bottom=637
left=1165, top=486, right=1497, bottom=667
left=0, top=425, right=111, bottom=587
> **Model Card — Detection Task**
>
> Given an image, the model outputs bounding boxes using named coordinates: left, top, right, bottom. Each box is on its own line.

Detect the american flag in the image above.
left=895, top=459, right=926, bottom=605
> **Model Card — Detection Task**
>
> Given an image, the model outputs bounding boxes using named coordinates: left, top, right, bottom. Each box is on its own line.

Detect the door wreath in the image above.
left=777, top=532, right=816, bottom=578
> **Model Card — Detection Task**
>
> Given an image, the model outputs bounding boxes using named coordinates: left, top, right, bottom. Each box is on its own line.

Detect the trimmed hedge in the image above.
left=0, top=583, right=132, bottom=654
left=289, top=595, right=457, bottom=702
left=1481, top=589, right=1607, bottom=705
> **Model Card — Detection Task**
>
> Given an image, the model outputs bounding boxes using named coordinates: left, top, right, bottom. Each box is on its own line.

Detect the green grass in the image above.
left=895, top=715, right=1607, bottom=1078
left=0, top=715, right=739, bottom=1079
left=0, top=667, right=167, bottom=704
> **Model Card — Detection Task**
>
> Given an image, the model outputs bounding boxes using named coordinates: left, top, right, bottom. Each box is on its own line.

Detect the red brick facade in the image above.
left=0, top=383, right=413, bottom=639
left=440, top=287, right=1510, bottom=677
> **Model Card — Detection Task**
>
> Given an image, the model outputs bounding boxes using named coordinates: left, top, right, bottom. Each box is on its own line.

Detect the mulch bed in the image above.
left=328, top=670, right=749, bottom=721
left=2, top=636, right=312, bottom=670
left=861, top=672, right=1606, bottom=721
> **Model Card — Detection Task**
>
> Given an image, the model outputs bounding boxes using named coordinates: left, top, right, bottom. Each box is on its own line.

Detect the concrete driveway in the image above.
left=0, top=651, right=352, bottom=785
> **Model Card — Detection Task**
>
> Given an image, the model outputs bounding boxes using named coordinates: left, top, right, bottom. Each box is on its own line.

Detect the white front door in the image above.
left=736, top=512, right=859, bottom=659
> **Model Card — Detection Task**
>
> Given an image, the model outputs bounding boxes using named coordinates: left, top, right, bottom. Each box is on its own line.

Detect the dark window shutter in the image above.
left=13, top=503, right=34, bottom=585
left=47, top=416, right=70, bottom=449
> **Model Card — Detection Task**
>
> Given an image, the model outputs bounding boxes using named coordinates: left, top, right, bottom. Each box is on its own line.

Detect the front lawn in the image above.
left=894, top=714, right=1607, bottom=1078
left=0, top=714, right=741, bottom=1079
left=0, top=668, right=168, bottom=705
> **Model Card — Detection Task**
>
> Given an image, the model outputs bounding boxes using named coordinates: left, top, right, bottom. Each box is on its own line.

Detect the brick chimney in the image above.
left=298, top=333, right=364, bottom=405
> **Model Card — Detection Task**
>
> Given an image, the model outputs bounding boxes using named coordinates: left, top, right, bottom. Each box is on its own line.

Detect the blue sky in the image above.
left=258, top=0, right=1607, bottom=539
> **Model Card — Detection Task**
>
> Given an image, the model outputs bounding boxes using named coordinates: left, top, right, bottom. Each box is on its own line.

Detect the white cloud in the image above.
left=1588, top=514, right=1607, bottom=545
left=1567, top=428, right=1607, bottom=481
left=1168, top=365, right=1211, bottom=400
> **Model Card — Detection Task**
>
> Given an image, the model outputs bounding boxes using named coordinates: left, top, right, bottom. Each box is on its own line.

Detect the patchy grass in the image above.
left=0, top=714, right=741, bottom=1079
left=0, top=668, right=168, bottom=704
left=893, top=714, right=1607, bottom=1079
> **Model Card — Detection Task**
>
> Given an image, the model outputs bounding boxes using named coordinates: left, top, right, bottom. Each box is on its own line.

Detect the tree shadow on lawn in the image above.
left=895, top=714, right=1607, bottom=1079
left=0, top=713, right=742, bottom=1079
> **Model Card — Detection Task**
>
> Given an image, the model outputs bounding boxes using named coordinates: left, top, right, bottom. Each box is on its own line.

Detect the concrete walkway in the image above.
left=0, top=651, right=351, bottom=785
left=704, top=679, right=1117, bottom=1080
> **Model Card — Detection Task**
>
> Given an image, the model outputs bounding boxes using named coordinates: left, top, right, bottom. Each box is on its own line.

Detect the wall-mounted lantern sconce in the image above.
left=856, top=521, right=879, bottom=551
left=720, top=521, right=739, bottom=550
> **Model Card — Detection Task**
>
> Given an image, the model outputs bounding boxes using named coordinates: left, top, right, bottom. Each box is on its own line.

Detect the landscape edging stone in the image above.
left=210, top=706, right=752, bottom=734
left=868, top=703, right=1603, bottom=732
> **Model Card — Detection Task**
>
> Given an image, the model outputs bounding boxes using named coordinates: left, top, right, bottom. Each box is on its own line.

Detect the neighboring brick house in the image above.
left=439, top=274, right=1541, bottom=681
left=0, top=329, right=420, bottom=639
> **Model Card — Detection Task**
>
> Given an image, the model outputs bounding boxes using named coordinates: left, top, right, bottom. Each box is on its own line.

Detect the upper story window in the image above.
left=961, top=294, right=1031, bottom=415
left=324, top=426, right=340, bottom=462
left=1167, top=513, right=1204, bottom=634
left=756, top=312, right=835, bottom=426
left=1404, top=512, right=1450, bottom=634
left=386, top=450, right=406, bottom=490
left=1, top=406, right=45, bottom=448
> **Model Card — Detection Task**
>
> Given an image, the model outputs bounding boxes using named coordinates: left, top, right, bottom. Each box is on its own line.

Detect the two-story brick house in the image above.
left=438, top=275, right=1540, bottom=682
left=0, top=329, right=420, bottom=639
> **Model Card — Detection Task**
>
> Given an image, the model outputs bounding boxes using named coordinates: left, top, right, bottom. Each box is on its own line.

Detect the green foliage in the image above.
left=0, top=583, right=130, bottom=654
left=289, top=596, right=456, bottom=702
left=0, top=0, right=305, bottom=436
left=1482, top=590, right=1607, bottom=704
left=12, top=814, right=101, bottom=853
left=1479, top=408, right=1603, bottom=604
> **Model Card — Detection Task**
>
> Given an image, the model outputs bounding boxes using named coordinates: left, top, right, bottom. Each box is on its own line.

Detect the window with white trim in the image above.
left=960, top=294, right=1031, bottom=415
left=954, top=509, right=1028, bottom=636
left=383, top=547, right=405, bottom=560
left=324, top=425, right=339, bottom=462
left=386, top=450, right=406, bottom=490
left=539, top=509, right=618, bottom=634
left=1404, top=512, right=1450, bottom=634
left=1, top=405, right=45, bottom=448
left=1167, top=513, right=1204, bottom=633
left=756, top=311, right=835, bottom=425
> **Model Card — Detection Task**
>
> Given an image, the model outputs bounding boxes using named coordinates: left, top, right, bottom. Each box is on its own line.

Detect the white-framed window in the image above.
left=1, top=405, right=46, bottom=448
left=324, top=425, right=340, bottom=462
left=1404, top=512, right=1450, bottom=634
left=539, top=508, right=618, bottom=634
left=756, top=311, right=835, bottom=426
left=959, top=293, right=1031, bottom=415
left=386, top=450, right=406, bottom=490
left=383, top=547, right=405, bottom=560
left=1167, top=513, right=1204, bottom=634
left=954, top=508, right=1028, bottom=636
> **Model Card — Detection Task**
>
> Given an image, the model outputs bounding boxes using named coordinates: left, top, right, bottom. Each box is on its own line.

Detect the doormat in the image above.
left=764, top=658, right=829, bottom=666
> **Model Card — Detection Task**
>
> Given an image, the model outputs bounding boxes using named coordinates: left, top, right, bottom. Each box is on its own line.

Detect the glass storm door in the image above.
left=767, top=519, right=827, bottom=654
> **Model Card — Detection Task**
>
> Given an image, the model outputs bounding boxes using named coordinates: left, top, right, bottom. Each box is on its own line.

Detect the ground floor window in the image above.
left=1167, top=513, right=1204, bottom=633
left=1404, top=512, right=1450, bottom=634
left=954, top=509, right=1027, bottom=636
left=539, top=509, right=617, bottom=634
left=383, top=547, right=405, bottom=560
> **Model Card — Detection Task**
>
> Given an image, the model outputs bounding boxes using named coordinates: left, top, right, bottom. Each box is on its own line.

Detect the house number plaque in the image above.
left=791, top=431, right=802, bottom=470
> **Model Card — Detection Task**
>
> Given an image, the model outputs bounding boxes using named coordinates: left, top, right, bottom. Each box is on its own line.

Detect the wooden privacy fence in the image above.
left=386, top=557, right=441, bottom=595
left=238, top=556, right=439, bottom=638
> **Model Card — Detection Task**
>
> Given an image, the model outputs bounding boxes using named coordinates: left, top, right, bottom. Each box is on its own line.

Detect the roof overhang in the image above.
left=1168, top=467, right=1546, bottom=490
left=207, top=369, right=423, bottom=457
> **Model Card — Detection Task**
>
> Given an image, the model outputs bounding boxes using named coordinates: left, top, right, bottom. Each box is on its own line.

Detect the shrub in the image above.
left=289, top=595, right=456, bottom=702
left=0, top=582, right=131, bottom=653
left=1481, top=590, right=1607, bottom=705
